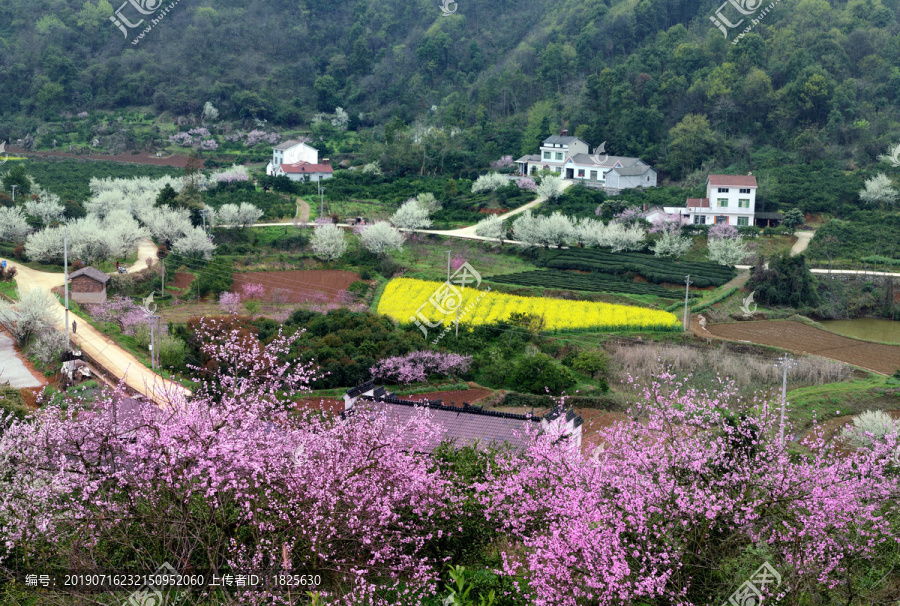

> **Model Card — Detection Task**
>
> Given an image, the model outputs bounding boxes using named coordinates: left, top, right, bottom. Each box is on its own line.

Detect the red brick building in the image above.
left=68, top=267, right=110, bottom=304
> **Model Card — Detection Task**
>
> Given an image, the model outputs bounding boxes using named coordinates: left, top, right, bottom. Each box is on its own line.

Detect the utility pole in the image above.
left=683, top=275, right=692, bottom=332
left=149, top=316, right=156, bottom=370
left=775, top=355, right=796, bottom=448
left=64, top=227, right=70, bottom=348
left=10, top=185, right=17, bottom=203
left=199, top=209, right=209, bottom=234
left=446, top=250, right=451, bottom=285
left=318, top=182, right=325, bottom=219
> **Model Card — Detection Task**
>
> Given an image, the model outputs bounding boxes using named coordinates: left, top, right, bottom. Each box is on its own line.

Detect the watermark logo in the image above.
left=723, top=561, right=782, bottom=606
left=141, top=291, right=158, bottom=315
left=879, top=143, right=900, bottom=167
left=740, top=291, right=758, bottom=318
left=292, top=443, right=306, bottom=467
left=110, top=0, right=183, bottom=45
left=124, top=562, right=179, bottom=606
left=710, top=0, right=783, bottom=44
left=892, top=444, right=900, bottom=467
left=591, top=141, right=608, bottom=165
left=410, top=262, right=489, bottom=344
left=0, top=142, right=8, bottom=166
left=439, top=0, right=458, bottom=16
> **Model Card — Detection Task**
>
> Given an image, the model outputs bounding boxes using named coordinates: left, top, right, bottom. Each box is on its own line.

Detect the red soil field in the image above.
left=704, top=320, right=900, bottom=375
left=171, top=272, right=195, bottom=290
left=232, top=270, right=360, bottom=304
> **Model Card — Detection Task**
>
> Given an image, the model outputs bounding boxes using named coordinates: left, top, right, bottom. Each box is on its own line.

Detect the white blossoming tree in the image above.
left=474, top=215, right=507, bottom=244
left=173, top=226, right=216, bottom=260
left=536, top=175, right=564, bottom=201
left=391, top=199, right=433, bottom=230
left=359, top=222, right=405, bottom=256
left=471, top=172, right=508, bottom=194
left=311, top=223, right=348, bottom=261
left=0, top=207, right=31, bottom=242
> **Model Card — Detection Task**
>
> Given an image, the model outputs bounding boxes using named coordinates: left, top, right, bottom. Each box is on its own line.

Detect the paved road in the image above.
left=0, top=331, right=42, bottom=388
left=7, top=259, right=190, bottom=406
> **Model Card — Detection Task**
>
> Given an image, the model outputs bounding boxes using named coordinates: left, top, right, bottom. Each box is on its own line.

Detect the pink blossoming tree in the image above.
left=475, top=373, right=899, bottom=606
left=0, top=321, right=454, bottom=604
left=371, top=351, right=473, bottom=384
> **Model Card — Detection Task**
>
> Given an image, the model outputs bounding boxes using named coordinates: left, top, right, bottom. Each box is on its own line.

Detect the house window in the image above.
left=543, top=151, right=551, bottom=160
left=718, top=187, right=729, bottom=193
left=716, top=216, right=728, bottom=224
left=738, top=199, right=750, bottom=208
left=737, top=216, right=749, bottom=226
left=555, top=152, right=563, bottom=160
left=577, top=169, right=585, bottom=177
left=590, top=170, right=598, bottom=180
left=693, top=215, right=706, bottom=225
left=718, top=198, right=728, bottom=208
left=739, top=188, right=751, bottom=194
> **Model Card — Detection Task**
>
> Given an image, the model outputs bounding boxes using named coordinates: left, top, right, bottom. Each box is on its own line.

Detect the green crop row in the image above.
left=543, top=249, right=735, bottom=287
left=487, top=270, right=682, bottom=299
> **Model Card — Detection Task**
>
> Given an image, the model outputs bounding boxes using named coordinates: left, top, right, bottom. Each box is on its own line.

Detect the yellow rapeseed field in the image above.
left=377, top=278, right=681, bottom=332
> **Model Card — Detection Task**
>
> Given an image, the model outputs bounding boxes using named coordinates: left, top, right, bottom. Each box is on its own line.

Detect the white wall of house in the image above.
left=701, top=180, right=757, bottom=226
left=607, top=169, right=657, bottom=189
left=268, top=142, right=319, bottom=175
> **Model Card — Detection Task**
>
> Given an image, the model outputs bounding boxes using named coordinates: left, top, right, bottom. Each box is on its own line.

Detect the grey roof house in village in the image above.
left=343, top=381, right=584, bottom=453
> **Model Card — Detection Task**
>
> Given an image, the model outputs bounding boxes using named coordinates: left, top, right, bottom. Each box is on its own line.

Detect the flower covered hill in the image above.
left=377, top=277, right=682, bottom=332
left=0, top=327, right=897, bottom=606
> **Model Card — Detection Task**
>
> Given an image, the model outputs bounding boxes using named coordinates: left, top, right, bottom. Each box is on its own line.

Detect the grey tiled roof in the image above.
left=68, top=267, right=110, bottom=284
left=543, top=135, right=582, bottom=145
left=568, top=154, right=647, bottom=168
left=355, top=398, right=540, bottom=452
left=273, top=140, right=310, bottom=150
left=609, top=165, right=654, bottom=176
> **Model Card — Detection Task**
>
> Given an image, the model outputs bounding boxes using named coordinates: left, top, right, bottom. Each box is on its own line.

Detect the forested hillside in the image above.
left=3, top=0, right=900, bottom=188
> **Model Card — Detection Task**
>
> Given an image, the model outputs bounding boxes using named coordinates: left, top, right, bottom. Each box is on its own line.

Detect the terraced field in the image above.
left=545, top=249, right=736, bottom=287
left=487, top=270, right=681, bottom=299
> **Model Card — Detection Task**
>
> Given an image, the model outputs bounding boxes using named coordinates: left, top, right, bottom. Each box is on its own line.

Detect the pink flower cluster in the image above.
left=240, top=282, right=266, bottom=300
left=449, top=253, right=466, bottom=271
left=612, top=207, right=645, bottom=226
left=200, top=139, right=218, bottom=151
left=649, top=212, right=688, bottom=235
left=245, top=130, right=281, bottom=146
left=188, top=127, right=211, bottom=138
left=76, top=111, right=89, bottom=118
left=218, top=291, right=242, bottom=314
left=168, top=132, right=193, bottom=147
left=214, top=167, right=250, bottom=183
left=87, top=295, right=152, bottom=336
left=490, top=155, right=514, bottom=169
left=709, top=222, right=739, bottom=239
left=475, top=373, right=899, bottom=605
left=517, top=177, right=537, bottom=191
left=370, top=350, right=473, bottom=384
left=0, top=322, right=454, bottom=604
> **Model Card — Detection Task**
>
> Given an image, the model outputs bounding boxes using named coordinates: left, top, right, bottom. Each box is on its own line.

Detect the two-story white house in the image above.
left=515, top=132, right=657, bottom=190
left=662, top=174, right=758, bottom=227
left=265, top=140, right=334, bottom=182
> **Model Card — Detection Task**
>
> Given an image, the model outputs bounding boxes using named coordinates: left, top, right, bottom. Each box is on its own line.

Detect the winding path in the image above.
left=791, top=230, right=815, bottom=256
left=7, top=258, right=190, bottom=406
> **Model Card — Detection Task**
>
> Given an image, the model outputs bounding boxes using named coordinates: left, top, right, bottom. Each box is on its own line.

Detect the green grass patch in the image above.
left=788, top=377, right=900, bottom=429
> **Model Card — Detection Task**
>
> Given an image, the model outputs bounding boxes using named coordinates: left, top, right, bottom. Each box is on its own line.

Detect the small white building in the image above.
left=665, top=174, right=758, bottom=227
left=515, top=132, right=656, bottom=190
left=266, top=140, right=334, bottom=182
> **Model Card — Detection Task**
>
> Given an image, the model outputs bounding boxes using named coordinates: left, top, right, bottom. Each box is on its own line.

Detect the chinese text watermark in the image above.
left=110, top=0, right=184, bottom=45
left=723, top=561, right=783, bottom=606
left=710, top=0, right=784, bottom=45
left=410, top=262, right=490, bottom=345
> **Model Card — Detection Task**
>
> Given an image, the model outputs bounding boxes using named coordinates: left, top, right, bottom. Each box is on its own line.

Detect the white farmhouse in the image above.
left=515, top=132, right=656, bottom=190
left=662, top=174, right=758, bottom=227
left=265, top=140, right=334, bottom=182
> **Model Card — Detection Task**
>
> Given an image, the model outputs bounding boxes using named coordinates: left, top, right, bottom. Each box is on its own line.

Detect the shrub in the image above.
left=840, top=410, right=898, bottom=448
left=509, top=353, right=577, bottom=395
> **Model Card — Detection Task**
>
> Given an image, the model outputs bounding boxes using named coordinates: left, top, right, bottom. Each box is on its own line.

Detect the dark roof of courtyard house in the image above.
left=273, top=139, right=309, bottom=150
left=68, top=267, right=110, bottom=284
left=346, top=393, right=583, bottom=453
left=542, top=135, right=585, bottom=146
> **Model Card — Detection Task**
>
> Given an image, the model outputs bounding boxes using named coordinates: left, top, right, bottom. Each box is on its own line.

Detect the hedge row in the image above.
left=487, top=270, right=681, bottom=299
left=501, top=392, right=624, bottom=411
left=544, top=249, right=735, bottom=287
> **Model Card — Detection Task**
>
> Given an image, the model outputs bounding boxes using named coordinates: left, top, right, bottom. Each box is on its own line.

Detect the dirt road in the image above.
left=7, top=260, right=190, bottom=405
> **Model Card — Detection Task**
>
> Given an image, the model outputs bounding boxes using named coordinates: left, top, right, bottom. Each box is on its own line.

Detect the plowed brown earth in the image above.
left=232, top=270, right=359, bottom=303
left=8, top=147, right=203, bottom=168
left=705, top=320, right=900, bottom=374
left=403, top=388, right=493, bottom=405
left=172, top=272, right=195, bottom=290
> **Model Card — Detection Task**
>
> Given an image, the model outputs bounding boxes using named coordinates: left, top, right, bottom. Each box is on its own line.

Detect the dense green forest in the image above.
left=3, top=0, right=900, bottom=192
